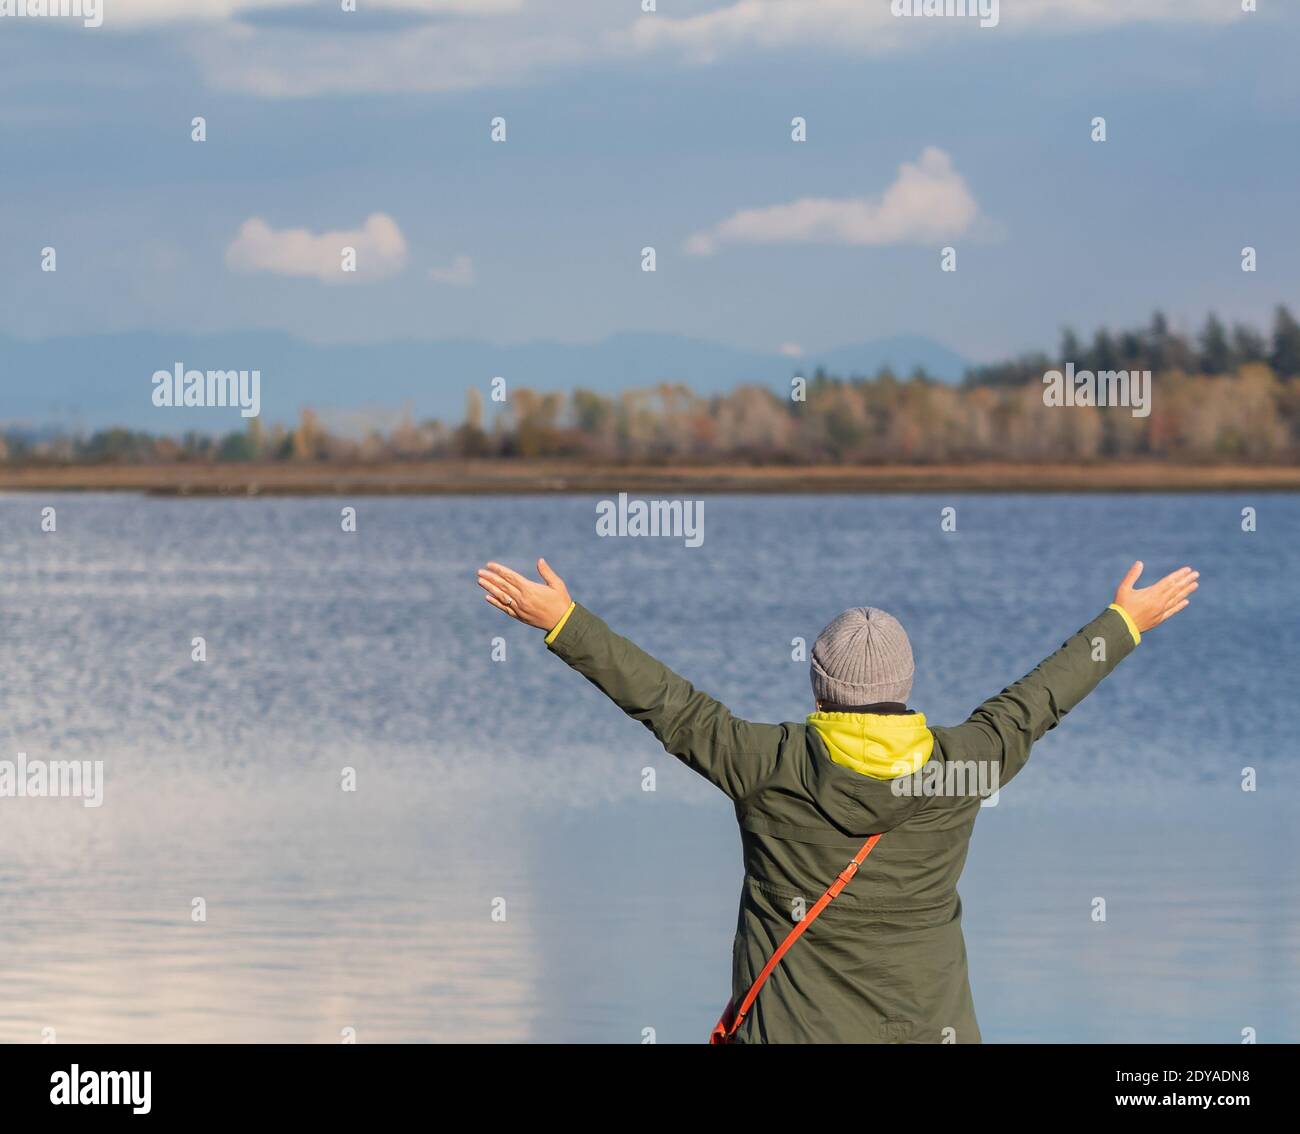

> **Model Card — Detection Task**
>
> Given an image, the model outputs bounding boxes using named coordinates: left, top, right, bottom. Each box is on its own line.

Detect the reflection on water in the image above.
left=0, top=493, right=1296, bottom=1042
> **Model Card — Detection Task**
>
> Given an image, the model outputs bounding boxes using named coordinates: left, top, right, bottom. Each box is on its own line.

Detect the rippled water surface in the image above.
left=0, top=493, right=1295, bottom=1042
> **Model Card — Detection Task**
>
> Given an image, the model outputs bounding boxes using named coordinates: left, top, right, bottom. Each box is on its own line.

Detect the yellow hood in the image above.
left=806, top=711, right=933, bottom=781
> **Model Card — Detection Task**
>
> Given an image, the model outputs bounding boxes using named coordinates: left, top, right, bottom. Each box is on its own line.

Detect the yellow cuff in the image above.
left=1108, top=602, right=1141, bottom=646
left=544, top=601, right=577, bottom=645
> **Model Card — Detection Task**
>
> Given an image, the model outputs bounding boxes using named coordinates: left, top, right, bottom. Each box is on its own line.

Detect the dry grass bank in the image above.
left=2, top=460, right=1299, bottom=495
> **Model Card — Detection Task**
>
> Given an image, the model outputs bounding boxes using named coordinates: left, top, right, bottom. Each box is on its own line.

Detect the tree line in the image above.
left=5, top=306, right=1300, bottom=466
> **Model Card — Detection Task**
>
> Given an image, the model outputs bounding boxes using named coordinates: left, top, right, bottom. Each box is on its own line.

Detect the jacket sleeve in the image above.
left=544, top=602, right=784, bottom=801
left=930, top=604, right=1141, bottom=790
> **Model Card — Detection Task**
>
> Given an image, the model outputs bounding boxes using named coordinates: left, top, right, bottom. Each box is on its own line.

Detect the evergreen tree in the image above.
left=1091, top=329, right=1118, bottom=372
left=1060, top=327, right=1081, bottom=364
left=1231, top=323, right=1268, bottom=365
left=1146, top=312, right=1170, bottom=372
left=1198, top=313, right=1232, bottom=374
left=1270, top=305, right=1300, bottom=376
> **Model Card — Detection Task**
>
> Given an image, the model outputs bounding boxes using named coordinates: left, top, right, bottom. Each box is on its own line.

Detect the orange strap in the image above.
left=711, top=833, right=881, bottom=1044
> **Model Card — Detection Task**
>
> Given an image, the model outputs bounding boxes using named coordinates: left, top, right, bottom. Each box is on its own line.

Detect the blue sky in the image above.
left=2, top=0, right=1297, bottom=365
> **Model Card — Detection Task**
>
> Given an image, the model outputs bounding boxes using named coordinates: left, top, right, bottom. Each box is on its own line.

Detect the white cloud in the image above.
left=628, top=0, right=1239, bottom=62
left=102, top=0, right=521, bottom=25
left=54, top=0, right=1245, bottom=96
left=225, top=213, right=408, bottom=283
left=428, top=254, right=474, bottom=286
left=777, top=342, right=803, bottom=357
left=98, top=1, right=563, bottom=100
left=179, top=7, right=598, bottom=98
left=626, top=0, right=899, bottom=62
left=686, top=147, right=979, bottom=256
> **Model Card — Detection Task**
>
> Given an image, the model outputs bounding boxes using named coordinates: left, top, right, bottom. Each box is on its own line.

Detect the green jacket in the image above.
left=546, top=602, right=1141, bottom=1043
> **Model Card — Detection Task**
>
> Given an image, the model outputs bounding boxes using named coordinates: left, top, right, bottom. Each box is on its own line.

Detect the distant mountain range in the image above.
left=0, top=330, right=969, bottom=434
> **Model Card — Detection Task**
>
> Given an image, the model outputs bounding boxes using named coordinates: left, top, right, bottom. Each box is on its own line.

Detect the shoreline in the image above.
left=1, top=461, right=1298, bottom=495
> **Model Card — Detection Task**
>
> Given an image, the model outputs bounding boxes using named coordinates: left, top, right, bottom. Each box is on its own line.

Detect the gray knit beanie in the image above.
left=810, top=607, right=914, bottom=707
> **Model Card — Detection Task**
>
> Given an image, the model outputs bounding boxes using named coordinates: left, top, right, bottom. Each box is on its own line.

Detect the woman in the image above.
left=476, top=557, right=1198, bottom=1043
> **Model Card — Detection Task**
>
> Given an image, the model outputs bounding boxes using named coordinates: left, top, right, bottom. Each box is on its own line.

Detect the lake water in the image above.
left=0, top=492, right=1296, bottom=1043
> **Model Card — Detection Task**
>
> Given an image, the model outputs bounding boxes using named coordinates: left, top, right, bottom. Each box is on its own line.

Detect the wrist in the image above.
left=544, top=600, right=577, bottom=645
left=1108, top=602, right=1142, bottom=645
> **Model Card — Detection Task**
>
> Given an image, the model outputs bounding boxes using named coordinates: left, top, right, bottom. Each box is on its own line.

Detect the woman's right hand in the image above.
left=476, top=558, right=573, bottom=632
